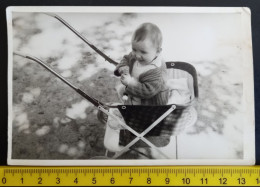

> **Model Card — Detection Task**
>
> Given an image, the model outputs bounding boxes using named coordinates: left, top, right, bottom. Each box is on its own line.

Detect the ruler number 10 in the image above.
left=182, top=178, right=190, bottom=184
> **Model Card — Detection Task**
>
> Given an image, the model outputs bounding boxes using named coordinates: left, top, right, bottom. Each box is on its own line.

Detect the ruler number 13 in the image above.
left=237, top=178, right=246, bottom=184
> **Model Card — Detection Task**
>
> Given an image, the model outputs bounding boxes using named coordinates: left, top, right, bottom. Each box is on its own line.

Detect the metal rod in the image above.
left=14, top=51, right=104, bottom=107
left=44, top=13, right=118, bottom=66
left=111, top=105, right=176, bottom=159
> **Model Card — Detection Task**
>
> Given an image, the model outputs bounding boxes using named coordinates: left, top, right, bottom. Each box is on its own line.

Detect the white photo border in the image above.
left=7, top=6, right=255, bottom=165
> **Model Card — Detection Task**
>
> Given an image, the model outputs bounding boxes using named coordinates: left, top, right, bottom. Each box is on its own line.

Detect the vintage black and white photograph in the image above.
left=7, top=7, right=255, bottom=165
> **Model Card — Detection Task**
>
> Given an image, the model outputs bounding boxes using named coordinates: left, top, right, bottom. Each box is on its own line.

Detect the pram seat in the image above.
left=103, top=61, right=198, bottom=158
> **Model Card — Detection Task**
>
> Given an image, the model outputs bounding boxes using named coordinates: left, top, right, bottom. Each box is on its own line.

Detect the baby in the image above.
left=114, top=23, right=168, bottom=105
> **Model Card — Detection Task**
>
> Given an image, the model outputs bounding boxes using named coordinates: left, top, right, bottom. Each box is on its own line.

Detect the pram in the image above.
left=14, top=13, right=198, bottom=159
left=102, top=61, right=198, bottom=159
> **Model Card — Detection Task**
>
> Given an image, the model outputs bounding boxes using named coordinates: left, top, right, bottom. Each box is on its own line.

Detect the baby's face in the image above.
left=132, top=39, right=159, bottom=65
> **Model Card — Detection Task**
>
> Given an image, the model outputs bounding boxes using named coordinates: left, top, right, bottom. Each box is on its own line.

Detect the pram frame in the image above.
left=100, top=105, right=176, bottom=159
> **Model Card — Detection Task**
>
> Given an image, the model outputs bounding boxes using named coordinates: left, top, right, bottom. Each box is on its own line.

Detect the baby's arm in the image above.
left=125, top=81, right=160, bottom=99
left=118, top=66, right=130, bottom=75
left=124, top=71, right=163, bottom=99
left=114, top=52, right=134, bottom=76
left=120, top=74, right=138, bottom=86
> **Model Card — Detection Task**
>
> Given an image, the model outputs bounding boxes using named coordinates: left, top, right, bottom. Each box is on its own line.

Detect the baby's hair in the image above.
left=132, top=23, right=163, bottom=49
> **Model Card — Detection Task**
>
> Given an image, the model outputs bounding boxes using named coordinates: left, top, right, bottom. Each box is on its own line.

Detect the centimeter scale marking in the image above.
left=1, top=166, right=260, bottom=186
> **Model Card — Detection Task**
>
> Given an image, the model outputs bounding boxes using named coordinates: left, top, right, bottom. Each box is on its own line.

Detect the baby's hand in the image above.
left=118, top=66, right=130, bottom=75
left=120, top=74, right=132, bottom=86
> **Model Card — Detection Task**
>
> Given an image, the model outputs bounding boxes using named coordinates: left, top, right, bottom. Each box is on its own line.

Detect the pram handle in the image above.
left=44, top=13, right=119, bottom=66
left=13, top=51, right=109, bottom=108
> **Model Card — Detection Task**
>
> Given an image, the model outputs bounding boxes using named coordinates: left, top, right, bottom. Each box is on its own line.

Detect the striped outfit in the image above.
left=114, top=52, right=169, bottom=106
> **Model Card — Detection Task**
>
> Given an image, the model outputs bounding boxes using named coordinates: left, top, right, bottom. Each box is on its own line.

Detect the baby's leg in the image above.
left=104, top=108, right=124, bottom=152
left=104, top=124, right=124, bottom=152
left=115, top=84, right=126, bottom=103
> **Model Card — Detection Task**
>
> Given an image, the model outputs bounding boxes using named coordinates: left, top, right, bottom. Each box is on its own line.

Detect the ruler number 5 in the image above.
left=92, top=177, right=96, bottom=184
